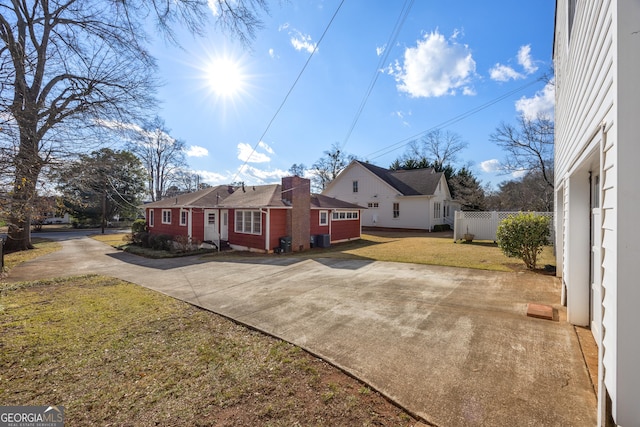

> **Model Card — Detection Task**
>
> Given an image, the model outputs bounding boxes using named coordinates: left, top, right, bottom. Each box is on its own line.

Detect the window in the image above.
left=149, top=209, right=154, bottom=227
left=367, top=202, right=379, bottom=208
left=235, top=210, right=262, bottom=234
left=207, top=212, right=216, bottom=225
left=162, top=209, right=172, bottom=224
left=331, top=211, right=359, bottom=220
left=434, top=202, right=441, bottom=218
left=352, top=180, right=358, bottom=193
left=319, top=210, right=328, bottom=226
left=393, top=203, right=399, bottom=219
left=180, top=210, right=188, bottom=226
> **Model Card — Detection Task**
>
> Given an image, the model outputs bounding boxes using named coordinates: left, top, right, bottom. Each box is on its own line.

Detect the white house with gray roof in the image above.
left=322, top=160, right=457, bottom=231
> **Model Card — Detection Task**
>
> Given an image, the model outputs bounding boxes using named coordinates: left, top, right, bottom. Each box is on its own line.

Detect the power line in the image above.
left=341, top=0, right=415, bottom=150
left=231, top=0, right=346, bottom=184
left=365, top=76, right=546, bottom=161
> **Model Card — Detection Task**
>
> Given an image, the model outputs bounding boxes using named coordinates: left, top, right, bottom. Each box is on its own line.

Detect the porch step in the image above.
left=526, top=303, right=554, bottom=321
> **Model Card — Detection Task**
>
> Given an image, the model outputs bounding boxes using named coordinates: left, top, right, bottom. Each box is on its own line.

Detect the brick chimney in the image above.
left=282, top=176, right=311, bottom=251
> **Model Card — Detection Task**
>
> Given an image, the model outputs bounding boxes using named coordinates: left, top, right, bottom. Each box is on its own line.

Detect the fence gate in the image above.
left=453, top=211, right=554, bottom=242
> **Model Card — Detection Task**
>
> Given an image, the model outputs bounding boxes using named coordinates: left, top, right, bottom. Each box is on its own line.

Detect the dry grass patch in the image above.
left=2, top=238, right=61, bottom=273
left=89, top=232, right=129, bottom=248
left=0, top=276, right=415, bottom=426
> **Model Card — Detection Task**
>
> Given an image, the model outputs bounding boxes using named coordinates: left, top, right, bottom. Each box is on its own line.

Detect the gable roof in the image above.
left=356, top=160, right=444, bottom=196
left=142, top=185, right=235, bottom=208
left=144, top=182, right=365, bottom=211
left=311, top=194, right=364, bottom=210
left=219, top=184, right=286, bottom=208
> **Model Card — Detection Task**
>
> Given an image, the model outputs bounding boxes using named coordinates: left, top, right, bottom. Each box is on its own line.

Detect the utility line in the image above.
left=365, top=76, right=546, bottom=161
left=231, top=0, right=346, bottom=184
left=341, top=0, right=415, bottom=150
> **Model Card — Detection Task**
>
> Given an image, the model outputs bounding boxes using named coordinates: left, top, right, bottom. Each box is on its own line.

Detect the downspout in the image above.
left=264, top=208, right=270, bottom=252
left=188, top=208, right=193, bottom=243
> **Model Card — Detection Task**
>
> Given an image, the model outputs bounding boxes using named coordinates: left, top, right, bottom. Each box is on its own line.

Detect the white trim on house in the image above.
left=161, top=209, right=171, bottom=225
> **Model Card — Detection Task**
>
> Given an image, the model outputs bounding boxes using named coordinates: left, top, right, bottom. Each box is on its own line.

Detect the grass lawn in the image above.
left=0, top=276, right=415, bottom=426
left=2, top=238, right=62, bottom=273
left=96, top=231, right=555, bottom=272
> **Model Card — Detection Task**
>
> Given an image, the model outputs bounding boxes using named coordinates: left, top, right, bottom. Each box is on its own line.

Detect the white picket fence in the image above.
left=453, top=211, right=554, bottom=242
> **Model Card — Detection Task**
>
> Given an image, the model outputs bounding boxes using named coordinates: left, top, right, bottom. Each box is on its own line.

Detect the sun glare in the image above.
left=205, top=57, right=246, bottom=99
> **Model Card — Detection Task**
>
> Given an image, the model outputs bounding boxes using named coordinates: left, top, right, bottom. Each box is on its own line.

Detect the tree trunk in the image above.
left=4, top=132, right=43, bottom=252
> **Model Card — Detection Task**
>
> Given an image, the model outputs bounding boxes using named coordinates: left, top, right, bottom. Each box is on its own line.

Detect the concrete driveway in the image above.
left=5, top=233, right=597, bottom=426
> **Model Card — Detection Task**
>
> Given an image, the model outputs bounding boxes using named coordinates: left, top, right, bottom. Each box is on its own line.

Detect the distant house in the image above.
left=143, top=176, right=363, bottom=252
left=554, top=1, right=640, bottom=425
left=322, top=160, right=457, bottom=231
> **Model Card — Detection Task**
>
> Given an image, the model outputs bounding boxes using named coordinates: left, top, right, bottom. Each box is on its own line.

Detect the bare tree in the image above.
left=490, top=114, right=554, bottom=189
left=311, top=143, right=355, bottom=192
left=393, top=129, right=468, bottom=171
left=0, top=0, right=268, bottom=251
left=127, top=117, right=186, bottom=202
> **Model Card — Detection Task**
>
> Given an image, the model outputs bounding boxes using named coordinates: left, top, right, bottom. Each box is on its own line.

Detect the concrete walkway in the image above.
left=5, top=234, right=597, bottom=426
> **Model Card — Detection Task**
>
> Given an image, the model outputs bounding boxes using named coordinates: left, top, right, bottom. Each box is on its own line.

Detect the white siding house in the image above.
left=322, top=160, right=456, bottom=231
left=554, top=1, right=640, bottom=425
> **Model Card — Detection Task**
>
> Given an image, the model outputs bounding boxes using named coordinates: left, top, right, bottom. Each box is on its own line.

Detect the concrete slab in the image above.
left=4, top=234, right=597, bottom=426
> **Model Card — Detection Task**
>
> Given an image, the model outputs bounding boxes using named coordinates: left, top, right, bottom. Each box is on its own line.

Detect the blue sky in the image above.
left=150, top=0, right=555, bottom=189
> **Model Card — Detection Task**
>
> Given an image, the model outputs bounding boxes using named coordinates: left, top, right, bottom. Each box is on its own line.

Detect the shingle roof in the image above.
left=357, top=160, right=443, bottom=196
left=219, top=184, right=286, bottom=208
left=311, top=194, right=365, bottom=209
left=142, top=185, right=235, bottom=208
left=143, top=183, right=365, bottom=210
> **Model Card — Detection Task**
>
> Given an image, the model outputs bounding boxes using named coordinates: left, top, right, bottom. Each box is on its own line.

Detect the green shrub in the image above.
left=496, top=212, right=550, bottom=270
left=131, top=218, right=147, bottom=233
left=149, top=234, right=173, bottom=251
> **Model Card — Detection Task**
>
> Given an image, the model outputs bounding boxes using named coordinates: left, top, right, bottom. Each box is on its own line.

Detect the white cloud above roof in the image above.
left=237, top=142, right=272, bottom=163
left=390, top=30, right=476, bottom=98
left=517, top=44, right=538, bottom=74
left=290, top=30, right=316, bottom=54
left=489, top=64, right=523, bottom=82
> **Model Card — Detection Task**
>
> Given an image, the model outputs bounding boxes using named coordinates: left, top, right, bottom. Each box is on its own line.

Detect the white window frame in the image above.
left=352, top=180, right=359, bottom=193
left=319, top=210, right=329, bottom=226
left=434, top=202, right=441, bottom=219
left=393, top=203, right=399, bottom=219
left=235, top=210, right=262, bottom=235
left=367, top=202, right=379, bottom=208
left=162, top=209, right=172, bottom=224
left=331, top=210, right=359, bottom=220
left=180, top=210, right=188, bottom=226
left=148, top=209, right=154, bottom=227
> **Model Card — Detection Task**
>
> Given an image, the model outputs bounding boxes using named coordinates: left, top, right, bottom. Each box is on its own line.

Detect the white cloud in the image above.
left=515, top=79, right=555, bottom=120
left=258, top=140, right=275, bottom=154
left=376, top=45, right=386, bottom=56
left=489, top=44, right=538, bottom=82
left=268, top=48, right=277, bottom=59
left=489, top=64, right=523, bottom=82
left=392, top=30, right=476, bottom=98
left=278, top=23, right=290, bottom=31
left=480, top=159, right=502, bottom=173
left=511, top=169, right=527, bottom=179
left=290, top=30, right=316, bottom=54
left=237, top=164, right=288, bottom=184
left=193, top=169, right=228, bottom=185
left=237, top=142, right=272, bottom=163
left=186, top=145, right=209, bottom=157
left=517, top=44, right=538, bottom=74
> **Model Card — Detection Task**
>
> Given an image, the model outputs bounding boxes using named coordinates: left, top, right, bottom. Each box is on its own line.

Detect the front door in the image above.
left=220, top=210, right=228, bottom=240
left=204, top=209, right=219, bottom=242
left=590, top=175, right=602, bottom=342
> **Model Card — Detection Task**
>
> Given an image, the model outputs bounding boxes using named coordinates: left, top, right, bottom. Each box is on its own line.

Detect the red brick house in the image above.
left=143, top=176, right=363, bottom=252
